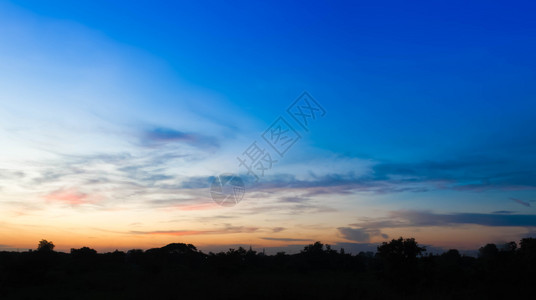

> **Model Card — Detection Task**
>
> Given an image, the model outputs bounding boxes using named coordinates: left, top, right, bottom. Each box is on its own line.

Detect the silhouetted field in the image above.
left=1, top=237, right=534, bottom=299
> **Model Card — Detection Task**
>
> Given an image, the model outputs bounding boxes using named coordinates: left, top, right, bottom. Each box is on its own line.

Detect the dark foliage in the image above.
left=0, top=237, right=534, bottom=299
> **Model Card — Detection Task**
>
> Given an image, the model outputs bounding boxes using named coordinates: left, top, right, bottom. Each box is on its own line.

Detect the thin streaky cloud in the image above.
left=130, top=225, right=259, bottom=236
left=350, top=210, right=536, bottom=228
left=510, top=198, right=531, bottom=207
left=261, top=237, right=312, bottom=242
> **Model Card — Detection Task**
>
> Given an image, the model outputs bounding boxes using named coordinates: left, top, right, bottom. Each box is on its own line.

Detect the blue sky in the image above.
left=0, top=0, right=535, bottom=252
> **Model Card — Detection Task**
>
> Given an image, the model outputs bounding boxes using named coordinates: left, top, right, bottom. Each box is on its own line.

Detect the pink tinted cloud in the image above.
left=44, top=188, right=96, bottom=205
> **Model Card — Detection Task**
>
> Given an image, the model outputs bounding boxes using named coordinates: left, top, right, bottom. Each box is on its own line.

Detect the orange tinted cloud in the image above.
left=142, top=230, right=206, bottom=236
left=131, top=226, right=259, bottom=236
left=172, top=203, right=219, bottom=211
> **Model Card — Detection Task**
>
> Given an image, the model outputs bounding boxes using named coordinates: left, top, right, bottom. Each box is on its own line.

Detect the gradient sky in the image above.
left=1, top=0, right=535, bottom=254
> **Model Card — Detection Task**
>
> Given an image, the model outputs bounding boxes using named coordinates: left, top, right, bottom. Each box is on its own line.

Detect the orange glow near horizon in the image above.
left=2, top=214, right=532, bottom=254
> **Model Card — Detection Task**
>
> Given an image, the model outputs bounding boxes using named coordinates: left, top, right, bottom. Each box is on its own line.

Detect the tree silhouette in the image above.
left=377, top=237, right=426, bottom=262
left=442, top=249, right=461, bottom=260
left=37, top=239, right=55, bottom=252
left=519, top=237, right=536, bottom=272
left=301, top=241, right=325, bottom=255
left=377, top=237, right=426, bottom=281
left=478, top=243, right=498, bottom=259
left=71, top=247, right=97, bottom=257
left=501, top=241, right=517, bottom=252
left=301, top=241, right=336, bottom=256
left=519, top=237, right=536, bottom=257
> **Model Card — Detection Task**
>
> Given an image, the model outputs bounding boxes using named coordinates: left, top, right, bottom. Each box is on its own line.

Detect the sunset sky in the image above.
left=1, top=0, right=535, bottom=254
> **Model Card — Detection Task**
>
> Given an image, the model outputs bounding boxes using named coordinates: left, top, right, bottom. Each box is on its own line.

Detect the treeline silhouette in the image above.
left=1, top=237, right=534, bottom=299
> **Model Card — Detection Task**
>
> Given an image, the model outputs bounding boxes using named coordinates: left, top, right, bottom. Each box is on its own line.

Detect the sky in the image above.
left=0, top=0, right=535, bottom=254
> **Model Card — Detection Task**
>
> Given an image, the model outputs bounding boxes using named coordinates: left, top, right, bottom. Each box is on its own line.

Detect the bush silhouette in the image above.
left=37, top=239, right=55, bottom=252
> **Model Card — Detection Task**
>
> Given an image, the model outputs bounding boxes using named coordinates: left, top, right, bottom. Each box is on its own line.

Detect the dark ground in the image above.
left=1, top=238, right=534, bottom=299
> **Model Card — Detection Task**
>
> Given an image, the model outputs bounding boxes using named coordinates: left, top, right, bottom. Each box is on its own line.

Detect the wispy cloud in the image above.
left=141, top=126, right=219, bottom=150
left=172, top=203, right=220, bottom=211
left=234, top=153, right=536, bottom=198
left=337, top=210, right=536, bottom=243
left=350, top=210, right=536, bottom=228
left=510, top=198, right=531, bottom=207
left=44, top=188, right=98, bottom=206
left=371, top=156, right=536, bottom=191
left=130, top=225, right=259, bottom=236
left=338, top=227, right=388, bottom=242
left=261, top=237, right=312, bottom=242
left=0, top=169, right=25, bottom=180
left=492, top=210, right=516, bottom=214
